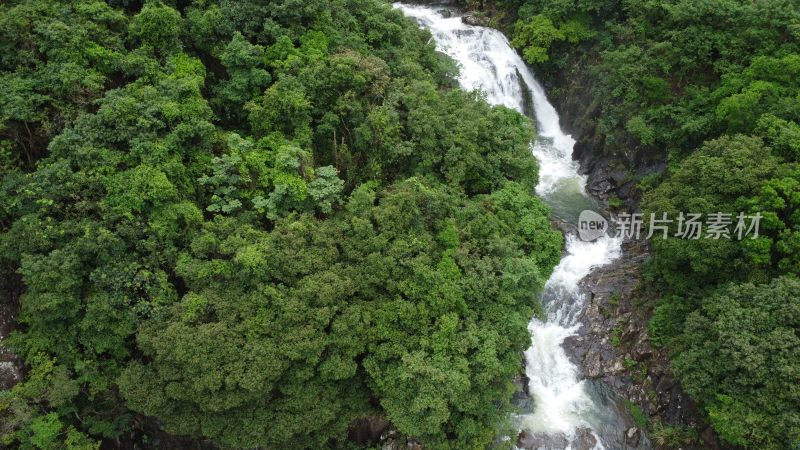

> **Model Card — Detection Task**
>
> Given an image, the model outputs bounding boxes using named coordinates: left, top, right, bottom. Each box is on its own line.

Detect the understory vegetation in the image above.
left=0, top=0, right=563, bottom=448
left=475, top=0, right=799, bottom=447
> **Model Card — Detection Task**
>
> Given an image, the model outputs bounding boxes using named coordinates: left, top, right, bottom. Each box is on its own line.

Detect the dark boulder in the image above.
left=461, top=14, right=489, bottom=27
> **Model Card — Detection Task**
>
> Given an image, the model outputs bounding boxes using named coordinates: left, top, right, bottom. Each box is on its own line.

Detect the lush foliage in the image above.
left=0, top=0, right=561, bottom=448
left=507, top=0, right=800, bottom=163
left=671, top=277, right=800, bottom=448
left=641, top=134, right=800, bottom=448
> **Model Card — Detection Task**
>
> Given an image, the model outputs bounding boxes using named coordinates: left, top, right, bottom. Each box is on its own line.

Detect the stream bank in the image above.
left=545, top=54, right=723, bottom=450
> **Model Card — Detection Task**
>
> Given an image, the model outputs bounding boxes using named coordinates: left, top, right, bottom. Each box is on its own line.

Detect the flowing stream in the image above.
left=395, top=4, right=637, bottom=449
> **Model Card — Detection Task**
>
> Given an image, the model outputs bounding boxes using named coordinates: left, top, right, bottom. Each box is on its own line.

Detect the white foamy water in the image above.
left=395, top=4, right=628, bottom=449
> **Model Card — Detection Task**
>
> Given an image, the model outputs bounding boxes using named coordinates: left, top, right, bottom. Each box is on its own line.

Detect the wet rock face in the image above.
left=626, top=426, right=642, bottom=447
left=516, top=428, right=597, bottom=450
left=577, top=148, right=662, bottom=213
left=511, top=373, right=534, bottom=414
left=0, top=279, right=23, bottom=391
left=517, top=430, right=569, bottom=449
left=461, top=14, right=489, bottom=27
left=573, top=427, right=598, bottom=450
left=0, top=360, right=22, bottom=390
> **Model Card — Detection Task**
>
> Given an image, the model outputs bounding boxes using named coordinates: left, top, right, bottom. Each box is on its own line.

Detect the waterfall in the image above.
left=394, top=4, right=631, bottom=449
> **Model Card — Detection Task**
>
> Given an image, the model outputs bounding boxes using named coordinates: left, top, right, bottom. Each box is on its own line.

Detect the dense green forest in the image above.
left=4, top=0, right=800, bottom=448
left=0, top=0, right=564, bottom=448
left=489, top=0, right=800, bottom=447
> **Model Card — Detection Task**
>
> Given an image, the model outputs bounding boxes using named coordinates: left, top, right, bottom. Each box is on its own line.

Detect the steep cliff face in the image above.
left=538, top=60, right=664, bottom=212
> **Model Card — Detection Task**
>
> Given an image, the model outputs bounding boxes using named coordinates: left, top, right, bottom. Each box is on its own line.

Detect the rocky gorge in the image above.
left=545, top=57, right=724, bottom=450
left=473, top=3, right=723, bottom=447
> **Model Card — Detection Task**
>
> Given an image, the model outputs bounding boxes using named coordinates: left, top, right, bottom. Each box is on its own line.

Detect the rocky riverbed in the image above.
left=567, top=237, right=719, bottom=449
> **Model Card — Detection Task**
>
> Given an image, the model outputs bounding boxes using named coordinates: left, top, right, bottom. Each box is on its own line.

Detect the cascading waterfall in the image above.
left=395, top=4, right=633, bottom=449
